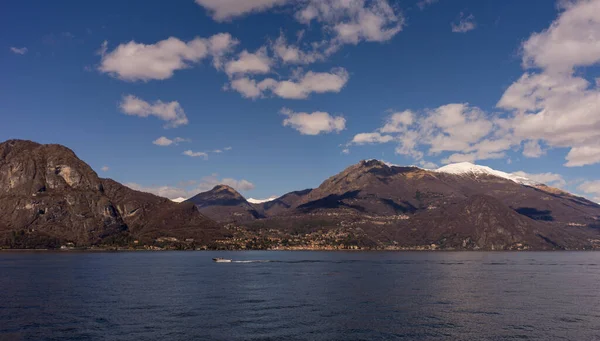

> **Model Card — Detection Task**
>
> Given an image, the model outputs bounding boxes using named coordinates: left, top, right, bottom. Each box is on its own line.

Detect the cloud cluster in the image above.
left=281, top=108, right=346, bottom=135
left=126, top=174, right=255, bottom=200
left=119, top=95, right=189, bottom=128
left=98, top=33, right=238, bottom=81
left=182, top=146, right=232, bottom=159
left=497, top=0, right=600, bottom=167
left=350, top=0, right=600, bottom=168
left=195, top=0, right=404, bottom=48
left=194, top=0, right=401, bottom=99
left=183, top=150, right=209, bottom=159
left=451, top=13, right=476, bottom=33
left=350, top=104, right=512, bottom=164
left=296, top=0, right=404, bottom=46
left=228, top=67, right=349, bottom=99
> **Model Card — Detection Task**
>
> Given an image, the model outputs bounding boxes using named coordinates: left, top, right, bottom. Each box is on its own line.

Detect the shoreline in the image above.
left=1, top=248, right=597, bottom=252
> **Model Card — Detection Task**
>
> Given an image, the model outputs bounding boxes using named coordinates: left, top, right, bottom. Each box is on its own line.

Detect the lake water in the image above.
left=1, top=251, right=600, bottom=340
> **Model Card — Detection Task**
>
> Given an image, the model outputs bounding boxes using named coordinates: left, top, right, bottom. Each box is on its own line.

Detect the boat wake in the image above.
left=231, top=260, right=272, bottom=263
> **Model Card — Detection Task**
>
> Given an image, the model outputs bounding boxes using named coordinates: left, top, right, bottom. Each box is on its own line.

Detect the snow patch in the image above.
left=171, top=197, right=187, bottom=203
left=247, top=197, right=278, bottom=204
left=435, top=162, right=539, bottom=186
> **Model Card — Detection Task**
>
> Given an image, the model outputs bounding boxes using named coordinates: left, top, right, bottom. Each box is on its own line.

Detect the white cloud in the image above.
left=153, top=136, right=190, bottom=146
left=125, top=174, right=255, bottom=199
left=565, top=146, right=600, bottom=167
left=183, top=150, right=209, bottom=159
left=228, top=68, right=349, bottom=99
left=380, top=110, right=414, bottom=133
left=512, top=171, right=566, bottom=187
left=224, top=146, right=233, bottom=151
left=522, top=140, right=545, bottom=158
left=451, top=13, right=476, bottom=33
left=120, top=95, right=189, bottom=128
left=281, top=108, right=346, bottom=135
left=194, top=0, right=288, bottom=21
left=272, top=68, right=349, bottom=99
left=101, top=166, right=109, bottom=172
left=521, top=0, right=600, bottom=73
left=351, top=132, right=394, bottom=144
left=227, top=77, right=276, bottom=99
left=224, top=47, right=272, bottom=77
left=10, top=47, right=28, bottom=55
left=341, top=148, right=350, bottom=154
left=99, top=34, right=238, bottom=81
left=208, top=33, right=240, bottom=69
left=578, top=180, right=600, bottom=202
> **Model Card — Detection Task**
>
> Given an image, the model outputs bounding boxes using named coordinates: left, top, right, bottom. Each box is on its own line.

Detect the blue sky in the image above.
left=2, top=0, right=600, bottom=201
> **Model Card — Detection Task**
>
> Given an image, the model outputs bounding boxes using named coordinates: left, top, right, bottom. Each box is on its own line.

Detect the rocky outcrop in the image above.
left=0, top=140, right=221, bottom=248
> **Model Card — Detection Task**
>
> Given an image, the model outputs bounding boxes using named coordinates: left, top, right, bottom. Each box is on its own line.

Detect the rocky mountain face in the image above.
left=0, top=140, right=222, bottom=248
left=186, top=185, right=264, bottom=223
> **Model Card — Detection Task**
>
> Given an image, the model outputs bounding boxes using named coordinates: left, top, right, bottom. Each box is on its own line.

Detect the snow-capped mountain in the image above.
left=434, top=162, right=539, bottom=186
left=247, top=197, right=278, bottom=204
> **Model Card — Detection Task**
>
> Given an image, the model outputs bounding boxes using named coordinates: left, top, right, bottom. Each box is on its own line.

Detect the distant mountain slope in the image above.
left=186, top=185, right=264, bottom=223
left=283, top=160, right=600, bottom=226
left=257, top=189, right=312, bottom=217
left=101, top=179, right=223, bottom=244
left=239, top=159, right=600, bottom=250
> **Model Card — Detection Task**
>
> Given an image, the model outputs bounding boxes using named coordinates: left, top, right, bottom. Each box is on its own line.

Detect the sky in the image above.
left=2, top=0, right=600, bottom=202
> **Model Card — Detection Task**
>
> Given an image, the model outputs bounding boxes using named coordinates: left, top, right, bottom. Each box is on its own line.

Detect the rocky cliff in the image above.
left=0, top=140, right=222, bottom=248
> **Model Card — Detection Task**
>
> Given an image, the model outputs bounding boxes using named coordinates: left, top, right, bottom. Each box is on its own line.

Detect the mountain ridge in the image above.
left=2, top=140, right=600, bottom=250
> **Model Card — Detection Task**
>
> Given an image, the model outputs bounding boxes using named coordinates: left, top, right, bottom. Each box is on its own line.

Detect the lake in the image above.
left=1, top=251, right=600, bottom=340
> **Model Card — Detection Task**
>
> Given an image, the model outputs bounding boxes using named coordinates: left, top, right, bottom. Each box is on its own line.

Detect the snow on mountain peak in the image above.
left=170, top=197, right=187, bottom=203
left=247, top=197, right=278, bottom=204
left=435, top=162, right=539, bottom=186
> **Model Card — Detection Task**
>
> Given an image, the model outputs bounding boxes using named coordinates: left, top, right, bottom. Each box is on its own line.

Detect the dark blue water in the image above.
left=1, top=251, right=600, bottom=340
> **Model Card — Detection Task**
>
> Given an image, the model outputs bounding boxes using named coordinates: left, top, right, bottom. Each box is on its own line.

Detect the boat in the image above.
left=212, top=258, right=232, bottom=263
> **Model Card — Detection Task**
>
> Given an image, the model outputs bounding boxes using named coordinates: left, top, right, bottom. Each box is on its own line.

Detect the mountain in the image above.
left=235, top=160, right=600, bottom=250
left=0, top=140, right=222, bottom=248
left=256, top=189, right=312, bottom=217
left=185, top=185, right=264, bottom=223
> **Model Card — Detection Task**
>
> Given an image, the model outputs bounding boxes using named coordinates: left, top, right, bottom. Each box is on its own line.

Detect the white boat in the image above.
left=212, top=258, right=232, bottom=263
